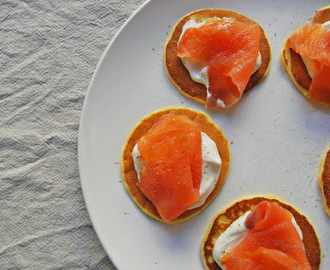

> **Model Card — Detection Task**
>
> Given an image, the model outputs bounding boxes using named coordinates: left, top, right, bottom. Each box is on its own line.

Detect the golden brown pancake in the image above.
left=164, top=9, right=271, bottom=108
left=281, top=6, right=330, bottom=106
left=121, top=107, right=230, bottom=223
left=201, top=196, right=321, bottom=270
left=319, top=145, right=330, bottom=217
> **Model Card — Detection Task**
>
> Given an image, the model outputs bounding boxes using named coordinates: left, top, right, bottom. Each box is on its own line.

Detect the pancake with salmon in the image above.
left=164, top=9, right=271, bottom=109
left=319, top=145, right=330, bottom=217
left=282, top=6, right=330, bottom=107
left=201, top=196, right=321, bottom=270
left=121, top=107, right=230, bottom=223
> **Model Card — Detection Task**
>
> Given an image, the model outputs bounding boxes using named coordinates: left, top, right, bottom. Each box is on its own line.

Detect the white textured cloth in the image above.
left=0, top=0, right=146, bottom=268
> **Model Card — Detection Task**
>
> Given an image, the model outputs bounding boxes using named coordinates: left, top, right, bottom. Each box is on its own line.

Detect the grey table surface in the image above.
left=0, top=0, right=146, bottom=269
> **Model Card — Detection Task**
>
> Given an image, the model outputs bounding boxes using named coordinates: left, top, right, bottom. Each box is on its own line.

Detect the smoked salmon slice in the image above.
left=136, top=114, right=203, bottom=222
left=286, top=22, right=330, bottom=105
left=220, top=201, right=311, bottom=270
left=177, top=17, right=260, bottom=108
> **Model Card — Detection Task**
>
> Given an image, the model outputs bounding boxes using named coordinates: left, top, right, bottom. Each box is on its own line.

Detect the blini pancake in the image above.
left=164, top=9, right=271, bottom=108
left=281, top=6, right=330, bottom=106
left=201, top=196, right=321, bottom=270
left=121, top=107, right=230, bottom=223
left=319, top=145, right=330, bottom=217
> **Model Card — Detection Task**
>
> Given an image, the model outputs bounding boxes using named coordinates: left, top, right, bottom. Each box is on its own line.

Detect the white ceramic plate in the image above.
left=78, top=0, right=330, bottom=269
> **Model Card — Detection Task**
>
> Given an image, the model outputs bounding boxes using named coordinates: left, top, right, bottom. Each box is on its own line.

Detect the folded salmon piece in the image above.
left=177, top=17, right=260, bottom=108
left=137, top=114, right=202, bottom=222
left=220, top=201, right=311, bottom=270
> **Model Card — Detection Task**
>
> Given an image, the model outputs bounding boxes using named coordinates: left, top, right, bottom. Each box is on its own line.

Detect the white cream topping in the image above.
left=189, top=132, right=222, bottom=209
left=212, top=211, right=250, bottom=268
left=301, top=56, right=317, bottom=78
left=322, top=21, right=330, bottom=30
left=132, top=144, right=143, bottom=182
left=301, top=21, right=330, bottom=78
left=132, top=132, right=222, bottom=210
left=212, top=211, right=304, bottom=269
left=178, top=19, right=262, bottom=108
